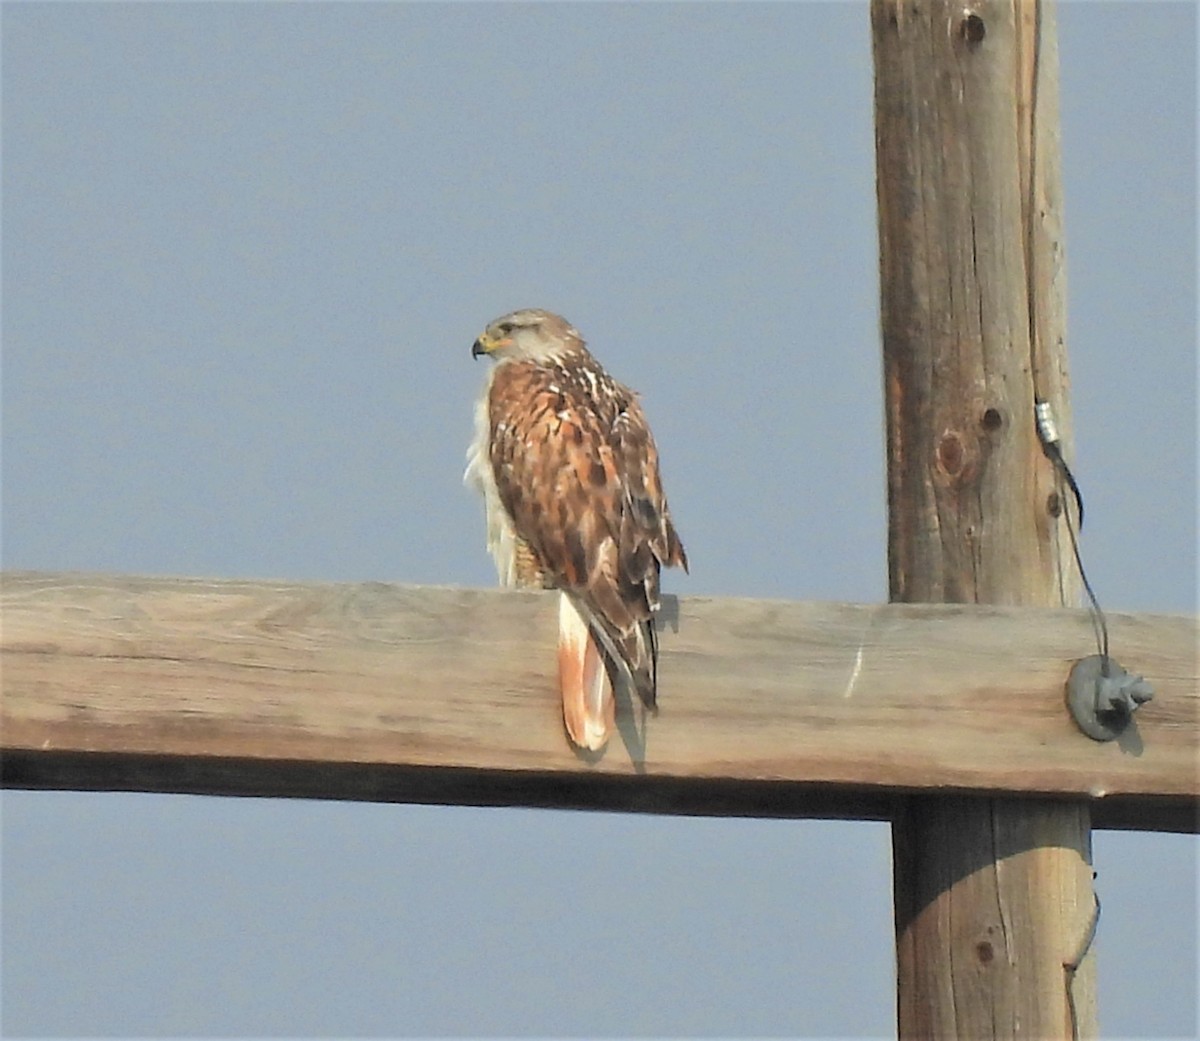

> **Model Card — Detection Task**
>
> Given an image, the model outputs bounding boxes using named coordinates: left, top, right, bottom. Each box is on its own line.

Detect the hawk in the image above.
left=465, top=309, right=688, bottom=751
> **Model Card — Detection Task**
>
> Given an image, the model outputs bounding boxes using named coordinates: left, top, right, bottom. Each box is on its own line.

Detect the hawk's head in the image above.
left=472, top=308, right=582, bottom=364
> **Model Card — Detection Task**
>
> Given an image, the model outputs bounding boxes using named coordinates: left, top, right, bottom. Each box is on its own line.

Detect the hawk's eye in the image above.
left=496, top=322, right=514, bottom=336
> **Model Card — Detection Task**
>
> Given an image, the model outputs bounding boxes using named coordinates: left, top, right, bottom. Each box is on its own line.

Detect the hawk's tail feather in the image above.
left=558, top=593, right=615, bottom=751
left=578, top=598, right=659, bottom=713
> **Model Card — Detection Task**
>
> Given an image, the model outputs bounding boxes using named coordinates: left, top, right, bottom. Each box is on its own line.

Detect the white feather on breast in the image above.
left=464, top=369, right=520, bottom=587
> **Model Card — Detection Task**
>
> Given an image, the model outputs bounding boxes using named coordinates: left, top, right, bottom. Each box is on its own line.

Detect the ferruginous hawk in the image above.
left=465, top=309, right=687, bottom=751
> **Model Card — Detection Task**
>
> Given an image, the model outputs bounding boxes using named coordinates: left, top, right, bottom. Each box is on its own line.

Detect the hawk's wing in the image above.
left=487, top=355, right=687, bottom=718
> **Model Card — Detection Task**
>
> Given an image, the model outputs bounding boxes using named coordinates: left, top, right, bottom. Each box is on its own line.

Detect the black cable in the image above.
left=1035, top=401, right=1110, bottom=673
left=1064, top=886, right=1102, bottom=1041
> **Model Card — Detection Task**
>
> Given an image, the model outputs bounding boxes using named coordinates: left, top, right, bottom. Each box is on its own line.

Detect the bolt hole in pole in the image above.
left=960, top=10, right=986, bottom=45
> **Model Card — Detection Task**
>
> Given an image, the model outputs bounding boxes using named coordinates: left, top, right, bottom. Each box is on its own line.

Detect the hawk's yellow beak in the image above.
left=471, top=332, right=510, bottom=358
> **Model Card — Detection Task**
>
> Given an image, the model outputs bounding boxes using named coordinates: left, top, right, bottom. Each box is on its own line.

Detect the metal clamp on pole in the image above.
left=1066, top=655, right=1154, bottom=742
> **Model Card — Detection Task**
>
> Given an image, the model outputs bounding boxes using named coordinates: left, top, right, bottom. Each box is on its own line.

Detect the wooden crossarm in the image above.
left=2, top=572, right=1196, bottom=831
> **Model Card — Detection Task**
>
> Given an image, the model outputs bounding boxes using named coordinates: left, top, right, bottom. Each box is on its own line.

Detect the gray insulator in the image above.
left=1066, top=654, right=1155, bottom=742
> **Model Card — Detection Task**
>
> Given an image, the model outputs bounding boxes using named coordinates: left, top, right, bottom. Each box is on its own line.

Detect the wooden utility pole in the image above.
left=873, top=0, right=1095, bottom=1037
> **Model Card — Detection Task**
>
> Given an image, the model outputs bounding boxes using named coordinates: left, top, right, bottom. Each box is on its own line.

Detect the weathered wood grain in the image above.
left=873, top=1, right=1101, bottom=1035
left=2, top=572, right=1195, bottom=831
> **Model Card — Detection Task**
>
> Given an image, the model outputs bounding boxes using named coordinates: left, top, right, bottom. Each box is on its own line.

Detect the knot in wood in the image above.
left=935, top=430, right=978, bottom=484
left=937, top=432, right=963, bottom=475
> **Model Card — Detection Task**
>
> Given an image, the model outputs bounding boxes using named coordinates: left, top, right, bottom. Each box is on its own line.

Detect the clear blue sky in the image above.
left=3, top=2, right=1196, bottom=1037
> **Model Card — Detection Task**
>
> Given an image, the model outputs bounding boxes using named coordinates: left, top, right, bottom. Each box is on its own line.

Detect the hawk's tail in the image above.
left=558, top=592, right=615, bottom=751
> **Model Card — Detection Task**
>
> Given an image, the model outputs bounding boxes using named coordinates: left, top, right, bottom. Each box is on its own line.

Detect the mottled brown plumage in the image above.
left=464, top=308, right=687, bottom=750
